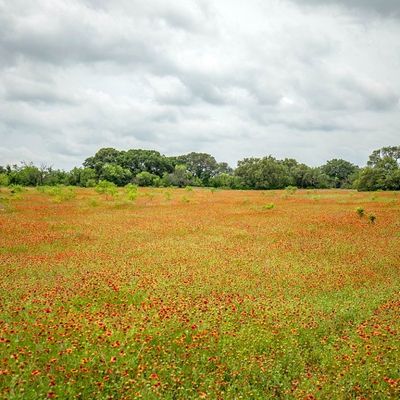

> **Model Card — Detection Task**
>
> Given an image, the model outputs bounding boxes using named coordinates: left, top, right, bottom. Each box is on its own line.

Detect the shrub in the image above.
left=164, top=191, right=172, bottom=201
left=0, top=173, right=9, bottom=187
left=135, top=172, right=160, bottom=187
left=125, top=183, right=138, bottom=201
left=285, top=185, right=297, bottom=194
left=45, top=185, right=76, bottom=203
left=263, top=203, right=275, bottom=210
left=356, top=207, right=365, bottom=217
left=96, top=180, right=118, bottom=199
left=9, top=185, right=24, bottom=194
left=368, top=214, right=376, bottom=224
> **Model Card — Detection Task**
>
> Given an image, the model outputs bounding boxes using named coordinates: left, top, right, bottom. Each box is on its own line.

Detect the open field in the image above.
left=0, top=187, right=399, bottom=399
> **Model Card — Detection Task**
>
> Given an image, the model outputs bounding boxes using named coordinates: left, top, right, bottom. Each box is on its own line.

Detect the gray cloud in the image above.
left=289, top=0, right=400, bottom=17
left=0, top=0, right=399, bottom=170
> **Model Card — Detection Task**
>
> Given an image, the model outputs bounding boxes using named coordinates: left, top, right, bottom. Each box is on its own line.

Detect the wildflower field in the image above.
left=0, top=187, right=399, bottom=399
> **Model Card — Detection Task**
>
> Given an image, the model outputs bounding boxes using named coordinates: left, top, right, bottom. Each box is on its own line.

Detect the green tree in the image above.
left=118, top=149, right=174, bottom=177
left=68, top=167, right=97, bottom=187
left=84, top=148, right=121, bottom=175
left=301, top=168, right=330, bottom=188
left=356, top=146, right=400, bottom=191
left=9, top=163, right=42, bottom=186
left=235, top=156, right=291, bottom=189
left=100, top=164, right=132, bottom=186
left=209, top=173, right=242, bottom=189
left=167, top=165, right=194, bottom=187
left=320, top=159, right=358, bottom=188
left=175, top=153, right=219, bottom=185
left=367, top=146, right=400, bottom=167
left=135, top=171, right=161, bottom=187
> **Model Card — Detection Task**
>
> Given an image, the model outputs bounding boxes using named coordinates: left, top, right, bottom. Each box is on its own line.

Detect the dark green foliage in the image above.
left=83, top=147, right=121, bottom=174
left=164, top=165, right=194, bottom=188
left=321, top=159, right=358, bottom=188
left=209, top=173, right=242, bottom=189
left=235, top=156, right=290, bottom=189
left=175, top=152, right=219, bottom=185
left=68, top=167, right=97, bottom=187
left=118, top=149, right=174, bottom=176
left=235, top=156, right=329, bottom=189
left=367, top=146, right=400, bottom=167
left=135, top=171, right=161, bottom=187
left=2, top=144, right=399, bottom=191
left=355, top=146, right=400, bottom=191
left=8, top=163, right=43, bottom=186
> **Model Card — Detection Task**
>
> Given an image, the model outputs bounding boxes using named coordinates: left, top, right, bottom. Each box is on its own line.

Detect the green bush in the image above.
left=285, top=185, right=297, bottom=194
left=95, top=180, right=118, bottom=199
left=45, top=185, right=76, bottom=203
left=0, top=173, right=9, bottom=187
left=135, top=171, right=161, bottom=187
left=125, top=183, right=138, bottom=201
left=263, top=203, right=275, bottom=210
left=9, top=185, right=24, bottom=194
left=356, top=207, right=365, bottom=217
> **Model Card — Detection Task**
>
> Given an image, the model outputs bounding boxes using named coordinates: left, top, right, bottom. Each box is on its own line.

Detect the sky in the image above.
left=0, top=0, right=399, bottom=170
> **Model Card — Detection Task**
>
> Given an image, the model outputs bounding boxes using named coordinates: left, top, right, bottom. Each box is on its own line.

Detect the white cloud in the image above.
left=0, top=0, right=399, bottom=169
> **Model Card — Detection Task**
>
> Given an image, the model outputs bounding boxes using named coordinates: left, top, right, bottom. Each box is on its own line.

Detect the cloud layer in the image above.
left=1, top=0, right=399, bottom=169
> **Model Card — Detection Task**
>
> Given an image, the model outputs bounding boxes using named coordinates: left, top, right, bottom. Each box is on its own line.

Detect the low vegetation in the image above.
left=0, top=188, right=399, bottom=399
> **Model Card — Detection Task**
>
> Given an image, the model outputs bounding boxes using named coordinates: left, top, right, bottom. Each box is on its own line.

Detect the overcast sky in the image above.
left=0, top=0, right=399, bottom=169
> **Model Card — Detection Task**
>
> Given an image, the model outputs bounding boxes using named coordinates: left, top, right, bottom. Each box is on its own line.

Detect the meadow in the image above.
left=0, top=187, right=399, bottom=399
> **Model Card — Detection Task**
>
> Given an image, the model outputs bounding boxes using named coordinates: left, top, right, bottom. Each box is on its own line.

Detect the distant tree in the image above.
left=80, top=168, right=97, bottom=187
left=354, top=167, right=386, bottom=191
left=135, top=171, right=161, bottom=187
left=100, top=163, right=132, bottom=186
left=209, top=173, right=242, bottom=189
left=354, top=146, right=400, bottom=191
left=118, top=149, right=174, bottom=177
left=216, top=162, right=233, bottom=175
left=167, top=165, right=194, bottom=187
left=68, top=167, right=97, bottom=187
left=321, top=159, right=358, bottom=188
left=175, top=152, right=219, bottom=185
left=9, top=163, right=42, bottom=186
left=301, top=167, right=330, bottom=188
left=84, top=148, right=121, bottom=175
left=235, top=156, right=291, bottom=189
left=367, top=146, right=400, bottom=167
left=43, top=168, right=69, bottom=186
left=290, top=163, right=314, bottom=188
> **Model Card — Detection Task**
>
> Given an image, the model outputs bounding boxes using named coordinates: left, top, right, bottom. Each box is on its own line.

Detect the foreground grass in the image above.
left=0, top=188, right=399, bottom=399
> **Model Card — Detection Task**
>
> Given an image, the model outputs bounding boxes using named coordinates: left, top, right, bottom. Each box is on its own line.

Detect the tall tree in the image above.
left=84, top=148, right=121, bottom=175
left=356, top=146, right=400, bottom=191
left=175, top=153, right=219, bottom=185
left=320, top=159, right=358, bottom=188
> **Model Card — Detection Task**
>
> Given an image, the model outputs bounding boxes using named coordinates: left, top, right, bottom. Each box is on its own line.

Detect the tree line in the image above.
left=0, top=146, right=399, bottom=191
